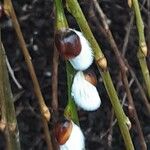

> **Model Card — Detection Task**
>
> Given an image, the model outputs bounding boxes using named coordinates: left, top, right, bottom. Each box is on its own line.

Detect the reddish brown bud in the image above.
left=55, top=29, right=81, bottom=59
left=55, top=119, right=73, bottom=145
left=84, top=70, right=97, bottom=86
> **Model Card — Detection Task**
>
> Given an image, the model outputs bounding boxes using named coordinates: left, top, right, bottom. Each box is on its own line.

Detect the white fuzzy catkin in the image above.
left=60, top=121, right=85, bottom=150
left=69, top=29, right=93, bottom=70
left=71, top=71, right=101, bottom=111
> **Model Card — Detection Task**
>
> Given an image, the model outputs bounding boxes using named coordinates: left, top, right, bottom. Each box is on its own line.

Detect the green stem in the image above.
left=4, top=1, right=53, bottom=149
left=131, top=0, right=150, bottom=98
left=66, top=0, right=104, bottom=61
left=0, top=33, right=7, bottom=132
left=138, top=51, right=150, bottom=98
left=54, top=0, right=79, bottom=124
left=101, top=71, right=134, bottom=149
left=66, top=0, right=134, bottom=149
left=0, top=37, right=21, bottom=149
left=132, top=0, right=145, bottom=43
left=64, top=62, right=79, bottom=125
left=54, top=0, right=68, bottom=29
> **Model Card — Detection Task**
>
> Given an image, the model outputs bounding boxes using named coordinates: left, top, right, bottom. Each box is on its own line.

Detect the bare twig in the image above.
left=107, top=108, right=114, bottom=149
left=93, top=0, right=147, bottom=149
left=122, top=14, right=134, bottom=56
left=51, top=46, right=59, bottom=150
left=101, top=79, right=134, bottom=141
left=122, top=0, right=147, bottom=57
left=4, top=0, right=50, bottom=122
left=51, top=47, right=59, bottom=112
left=125, top=61, right=150, bottom=114
left=0, top=41, right=21, bottom=150
left=6, top=57, right=22, bottom=89
left=121, top=0, right=150, bottom=114
left=131, top=0, right=150, bottom=99
left=3, top=0, right=53, bottom=149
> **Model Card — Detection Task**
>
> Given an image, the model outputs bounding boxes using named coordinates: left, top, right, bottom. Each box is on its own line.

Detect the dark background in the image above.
left=0, top=0, right=150, bottom=149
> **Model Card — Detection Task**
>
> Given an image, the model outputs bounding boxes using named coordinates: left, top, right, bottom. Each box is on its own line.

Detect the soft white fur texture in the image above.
left=71, top=71, right=101, bottom=111
left=69, top=29, right=93, bottom=70
left=60, top=121, right=85, bottom=150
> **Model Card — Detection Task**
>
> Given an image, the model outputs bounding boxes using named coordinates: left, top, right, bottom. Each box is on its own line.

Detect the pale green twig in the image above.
left=131, top=0, right=150, bottom=99
left=0, top=38, right=21, bottom=150
left=54, top=0, right=79, bottom=124
left=3, top=0, right=53, bottom=149
left=66, top=0, right=134, bottom=149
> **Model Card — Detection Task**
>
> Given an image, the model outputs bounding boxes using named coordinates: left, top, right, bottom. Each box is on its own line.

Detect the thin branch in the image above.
left=122, top=14, right=134, bottom=56
left=51, top=46, right=59, bottom=150
left=121, top=0, right=150, bottom=114
left=3, top=0, right=53, bottom=149
left=6, top=57, right=22, bottom=89
left=51, top=47, right=59, bottom=112
left=101, top=78, right=134, bottom=140
left=4, top=0, right=50, bottom=121
left=66, top=0, right=134, bottom=149
left=125, top=61, right=150, bottom=114
left=0, top=41, right=21, bottom=150
left=131, top=0, right=150, bottom=99
left=122, top=0, right=147, bottom=57
left=92, top=1, right=147, bottom=149
left=54, top=0, right=79, bottom=125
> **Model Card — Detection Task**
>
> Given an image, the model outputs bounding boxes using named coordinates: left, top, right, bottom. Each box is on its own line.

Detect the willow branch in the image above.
left=3, top=1, right=53, bottom=149
left=54, top=0, right=79, bottom=124
left=66, top=0, right=134, bottom=149
left=51, top=47, right=59, bottom=112
left=4, top=0, right=50, bottom=121
left=6, top=57, right=22, bottom=89
left=131, top=0, right=150, bottom=99
left=0, top=39, right=21, bottom=150
left=92, top=1, right=147, bottom=149
left=89, top=0, right=150, bottom=114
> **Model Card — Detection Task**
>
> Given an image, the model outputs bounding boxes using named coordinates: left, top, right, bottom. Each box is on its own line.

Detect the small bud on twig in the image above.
left=42, top=105, right=51, bottom=121
left=55, top=119, right=85, bottom=150
left=72, top=71, right=101, bottom=111
left=140, top=42, right=147, bottom=56
left=55, top=28, right=94, bottom=70
left=84, top=69, right=97, bottom=86
left=55, top=29, right=81, bottom=59
left=97, top=57, right=107, bottom=70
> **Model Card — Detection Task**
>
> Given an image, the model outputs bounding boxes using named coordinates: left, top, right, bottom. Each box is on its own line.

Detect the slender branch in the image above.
left=3, top=1, right=53, bottom=149
left=101, top=79, right=134, bottom=141
left=0, top=40, right=21, bottom=150
left=125, top=62, right=150, bottom=114
left=6, top=57, right=22, bottom=89
left=66, top=0, right=134, bottom=149
left=51, top=47, right=59, bottom=112
left=51, top=47, right=59, bottom=150
left=54, top=0, right=79, bottom=124
left=4, top=0, right=50, bottom=122
left=92, top=1, right=147, bottom=149
left=122, top=14, right=134, bottom=56
left=0, top=30, right=7, bottom=132
left=107, top=108, right=114, bottom=149
left=121, top=3, right=150, bottom=113
left=89, top=0, right=150, bottom=114
left=131, top=0, right=150, bottom=98
left=65, top=62, right=79, bottom=125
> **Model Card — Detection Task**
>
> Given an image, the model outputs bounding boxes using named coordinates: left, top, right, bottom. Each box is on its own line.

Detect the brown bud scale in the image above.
left=55, top=29, right=81, bottom=59
left=84, top=70, right=97, bottom=86
left=55, top=119, right=73, bottom=145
